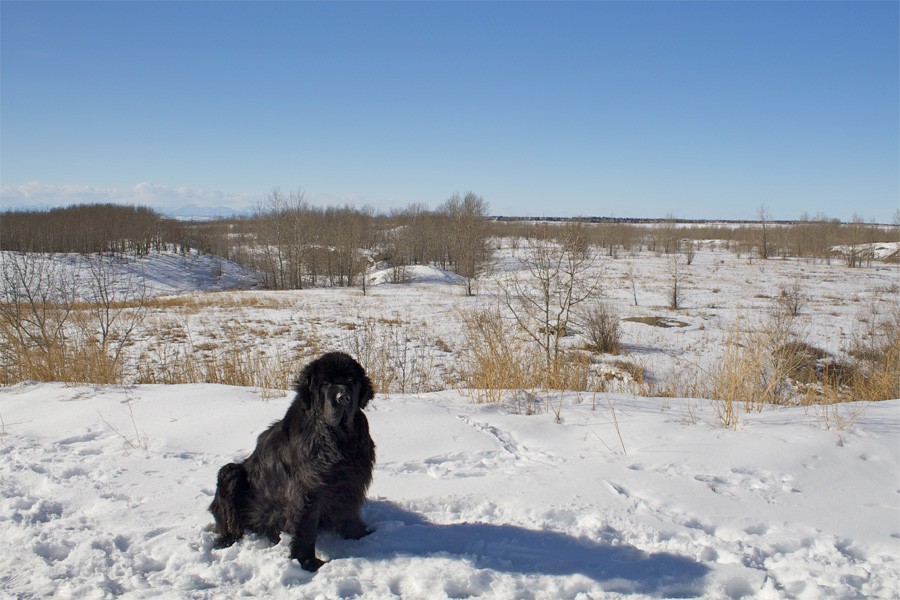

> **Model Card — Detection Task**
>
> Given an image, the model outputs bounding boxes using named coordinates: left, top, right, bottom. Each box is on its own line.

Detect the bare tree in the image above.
left=441, top=192, right=493, bottom=296
left=682, top=239, right=696, bottom=265
left=0, top=253, right=76, bottom=381
left=499, top=221, right=602, bottom=373
left=254, top=188, right=311, bottom=289
left=627, top=263, right=639, bottom=307
left=655, top=213, right=679, bottom=254
left=758, top=204, right=770, bottom=260
left=669, top=254, right=683, bottom=310
left=82, top=254, right=149, bottom=366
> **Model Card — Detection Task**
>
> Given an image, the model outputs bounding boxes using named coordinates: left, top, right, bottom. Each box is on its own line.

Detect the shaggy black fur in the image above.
left=209, top=352, right=376, bottom=571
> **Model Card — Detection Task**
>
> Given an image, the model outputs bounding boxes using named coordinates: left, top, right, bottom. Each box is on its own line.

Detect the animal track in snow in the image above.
left=454, top=415, right=562, bottom=467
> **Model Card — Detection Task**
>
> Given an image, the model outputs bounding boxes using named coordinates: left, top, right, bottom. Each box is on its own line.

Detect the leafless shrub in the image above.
left=775, top=282, right=805, bottom=317
left=345, top=318, right=438, bottom=394
left=582, top=303, right=621, bottom=355
left=682, top=239, right=696, bottom=265
left=669, top=254, right=682, bottom=310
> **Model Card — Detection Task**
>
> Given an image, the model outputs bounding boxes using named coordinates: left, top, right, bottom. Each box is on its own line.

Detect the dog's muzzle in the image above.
left=335, top=387, right=352, bottom=405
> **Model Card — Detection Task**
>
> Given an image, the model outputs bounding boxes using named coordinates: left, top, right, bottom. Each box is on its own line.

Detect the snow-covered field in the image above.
left=1, top=383, right=897, bottom=599
left=1, top=241, right=899, bottom=598
left=6, top=240, right=897, bottom=394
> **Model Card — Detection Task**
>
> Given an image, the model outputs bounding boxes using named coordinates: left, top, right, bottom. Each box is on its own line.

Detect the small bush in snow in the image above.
left=583, top=303, right=622, bottom=355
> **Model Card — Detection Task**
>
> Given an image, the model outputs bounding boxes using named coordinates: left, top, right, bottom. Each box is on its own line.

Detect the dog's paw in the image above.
left=299, top=557, right=326, bottom=572
left=337, top=519, right=372, bottom=540
left=212, top=534, right=240, bottom=549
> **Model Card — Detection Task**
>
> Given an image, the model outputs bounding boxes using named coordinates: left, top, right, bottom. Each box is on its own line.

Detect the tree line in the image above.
left=0, top=204, right=175, bottom=255
left=232, top=189, right=493, bottom=293
left=501, top=214, right=897, bottom=266
left=0, top=192, right=496, bottom=293
left=1, top=199, right=895, bottom=292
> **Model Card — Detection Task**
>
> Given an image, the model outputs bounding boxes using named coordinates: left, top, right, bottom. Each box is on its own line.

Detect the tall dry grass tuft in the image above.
left=459, top=306, right=601, bottom=410
left=704, top=306, right=898, bottom=429
left=546, top=350, right=594, bottom=392
left=135, top=342, right=301, bottom=392
left=704, top=313, right=806, bottom=428
left=848, top=306, right=900, bottom=402
left=459, top=306, right=542, bottom=404
left=0, top=321, right=121, bottom=385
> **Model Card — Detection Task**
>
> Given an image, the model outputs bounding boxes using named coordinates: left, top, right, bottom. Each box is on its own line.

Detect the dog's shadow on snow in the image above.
left=321, top=500, right=710, bottom=596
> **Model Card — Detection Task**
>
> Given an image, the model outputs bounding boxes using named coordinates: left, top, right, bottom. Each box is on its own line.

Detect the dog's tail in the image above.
left=209, top=462, right=250, bottom=548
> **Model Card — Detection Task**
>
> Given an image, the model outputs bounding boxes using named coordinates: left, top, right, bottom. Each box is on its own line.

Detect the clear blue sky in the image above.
left=2, top=1, right=898, bottom=221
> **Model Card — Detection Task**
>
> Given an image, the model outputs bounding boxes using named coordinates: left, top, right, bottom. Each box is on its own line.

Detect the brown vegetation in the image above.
left=1, top=202, right=897, bottom=426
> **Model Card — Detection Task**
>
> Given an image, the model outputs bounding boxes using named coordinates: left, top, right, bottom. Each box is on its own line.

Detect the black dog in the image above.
left=209, top=352, right=376, bottom=571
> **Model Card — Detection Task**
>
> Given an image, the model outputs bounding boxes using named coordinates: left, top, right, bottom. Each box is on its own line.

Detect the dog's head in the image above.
left=295, top=352, right=374, bottom=428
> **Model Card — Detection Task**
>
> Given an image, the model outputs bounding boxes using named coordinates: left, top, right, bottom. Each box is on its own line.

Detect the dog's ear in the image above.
left=358, top=372, right=374, bottom=410
left=294, top=366, right=318, bottom=410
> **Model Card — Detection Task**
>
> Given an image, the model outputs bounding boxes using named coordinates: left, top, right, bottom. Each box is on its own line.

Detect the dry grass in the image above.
left=611, top=359, right=647, bottom=387
left=703, top=314, right=804, bottom=428
left=92, top=292, right=297, bottom=312
left=344, top=318, right=439, bottom=394
left=458, top=306, right=542, bottom=404
left=701, top=306, right=899, bottom=429
left=459, top=306, right=604, bottom=409
left=846, top=306, right=900, bottom=402
left=0, top=305, right=123, bottom=385
left=0, top=281, right=314, bottom=390
left=135, top=343, right=302, bottom=391
left=792, top=307, right=899, bottom=410
left=0, top=325, right=121, bottom=385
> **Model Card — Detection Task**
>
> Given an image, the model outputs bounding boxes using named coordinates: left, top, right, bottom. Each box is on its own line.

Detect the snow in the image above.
left=2, top=240, right=900, bottom=598
left=831, top=241, right=900, bottom=262
left=1, top=250, right=263, bottom=299
left=1, top=383, right=898, bottom=599
left=368, top=264, right=466, bottom=287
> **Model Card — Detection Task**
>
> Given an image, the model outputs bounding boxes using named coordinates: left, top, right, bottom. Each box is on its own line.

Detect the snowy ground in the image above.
left=8, top=240, right=896, bottom=397
left=1, top=383, right=898, bottom=599
left=1, top=240, right=899, bottom=598
left=1, top=250, right=263, bottom=299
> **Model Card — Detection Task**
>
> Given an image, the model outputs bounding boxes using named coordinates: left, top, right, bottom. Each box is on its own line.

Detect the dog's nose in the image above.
left=336, top=389, right=351, bottom=404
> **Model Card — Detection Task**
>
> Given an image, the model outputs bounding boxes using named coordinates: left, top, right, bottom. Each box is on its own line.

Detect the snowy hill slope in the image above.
left=1, top=383, right=897, bottom=599
left=0, top=250, right=262, bottom=299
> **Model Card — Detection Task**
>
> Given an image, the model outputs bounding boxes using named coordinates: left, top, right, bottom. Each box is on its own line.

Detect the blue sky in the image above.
left=2, top=1, right=898, bottom=221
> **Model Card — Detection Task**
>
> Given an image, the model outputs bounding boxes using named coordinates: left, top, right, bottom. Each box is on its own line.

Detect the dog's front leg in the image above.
left=290, top=511, right=324, bottom=572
